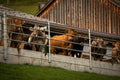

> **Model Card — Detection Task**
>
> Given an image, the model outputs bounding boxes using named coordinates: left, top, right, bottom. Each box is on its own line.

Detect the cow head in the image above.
left=65, top=29, right=78, bottom=41
left=92, top=37, right=107, bottom=47
left=65, top=29, right=77, bottom=35
left=113, top=42, right=120, bottom=49
left=28, top=25, right=47, bottom=43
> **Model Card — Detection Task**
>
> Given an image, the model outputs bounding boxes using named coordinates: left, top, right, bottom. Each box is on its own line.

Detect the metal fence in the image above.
left=0, top=6, right=120, bottom=72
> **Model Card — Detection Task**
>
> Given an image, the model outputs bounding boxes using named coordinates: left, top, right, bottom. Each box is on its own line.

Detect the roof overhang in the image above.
left=109, top=0, right=120, bottom=7
left=35, top=0, right=55, bottom=16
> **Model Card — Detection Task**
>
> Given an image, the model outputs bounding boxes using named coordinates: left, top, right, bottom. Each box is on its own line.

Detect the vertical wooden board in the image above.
left=103, top=4, right=105, bottom=33
left=101, top=2, right=104, bottom=33
left=56, top=1, right=58, bottom=23
left=59, top=0, right=62, bottom=24
left=106, top=6, right=109, bottom=34
left=61, top=0, right=64, bottom=24
left=114, top=12, right=117, bottom=35
left=71, top=0, right=73, bottom=26
left=79, top=0, right=82, bottom=28
left=95, top=0, right=98, bottom=32
left=98, top=0, right=100, bottom=32
left=82, top=0, right=86, bottom=29
left=89, top=0, right=92, bottom=30
left=118, top=17, right=120, bottom=36
left=116, top=14, right=118, bottom=35
left=74, top=0, right=77, bottom=27
left=108, top=3, right=112, bottom=34
left=86, top=0, right=88, bottom=30
left=90, top=0, right=94, bottom=31
left=50, top=8, right=53, bottom=21
left=58, top=1, right=61, bottom=23
left=63, top=0, right=66, bottom=24
left=111, top=11, right=114, bottom=34
left=55, top=2, right=57, bottom=22
left=105, top=7, right=108, bottom=33
left=66, top=0, right=69, bottom=25
left=93, top=0, right=95, bottom=31
left=85, top=0, right=87, bottom=29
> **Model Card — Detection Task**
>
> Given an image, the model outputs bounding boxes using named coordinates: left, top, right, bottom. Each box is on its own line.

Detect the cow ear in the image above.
left=112, top=42, right=115, bottom=46
left=103, top=41, right=108, bottom=47
left=92, top=41, right=97, bottom=45
left=114, top=42, right=120, bottom=47
left=65, top=29, right=68, bottom=33
left=29, top=27, right=34, bottom=31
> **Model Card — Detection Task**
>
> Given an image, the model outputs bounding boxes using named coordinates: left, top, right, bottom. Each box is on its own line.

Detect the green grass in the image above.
left=0, top=62, right=120, bottom=80
left=6, top=5, right=38, bottom=15
left=0, top=0, right=47, bottom=15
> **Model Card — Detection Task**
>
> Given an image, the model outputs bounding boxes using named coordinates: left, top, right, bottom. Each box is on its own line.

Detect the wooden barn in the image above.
left=36, top=0, right=120, bottom=39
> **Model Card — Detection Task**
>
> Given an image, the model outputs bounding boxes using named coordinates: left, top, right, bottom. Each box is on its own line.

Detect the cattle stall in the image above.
left=0, top=6, right=120, bottom=76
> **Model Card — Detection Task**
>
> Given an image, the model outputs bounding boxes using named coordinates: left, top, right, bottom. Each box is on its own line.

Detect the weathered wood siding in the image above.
left=39, top=0, right=120, bottom=36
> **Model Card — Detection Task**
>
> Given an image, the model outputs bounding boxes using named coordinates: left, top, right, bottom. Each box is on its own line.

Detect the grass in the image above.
left=6, top=5, right=38, bottom=15
left=0, top=0, right=47, bottom=15
left=0, top=62, right=120, bottom=80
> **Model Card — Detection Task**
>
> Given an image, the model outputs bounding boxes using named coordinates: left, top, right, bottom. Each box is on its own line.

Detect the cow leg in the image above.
left=51, top=48, right=56, bottom=54
left=76, top=53, right=81, bottom=58
left=63, top=50, right=68, bottom=56
left=32, top=44, right=36, bottom=51
left=66, top=43, right=73, bottom=56
left=112, top=56, right=116, bottom=64
left=17, top=42, right=24, bottom=55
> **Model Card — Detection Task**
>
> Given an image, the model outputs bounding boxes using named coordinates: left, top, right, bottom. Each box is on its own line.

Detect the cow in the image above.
left=28, top=25, right=47, bottom=52
left=112, top=42, right=120, bottom=64
left=16, top=23, right=35, bottom=54
left=49, top=29, right=77, bottom=56
left=70, top=34, right=84, bottom=58
left=0, top=18, right=24, bottom=47
left=91, top=37, right=107, bottom=61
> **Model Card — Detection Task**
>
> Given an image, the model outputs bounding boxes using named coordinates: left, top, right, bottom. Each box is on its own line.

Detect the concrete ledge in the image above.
left=0, top=46, right=120, bottom=76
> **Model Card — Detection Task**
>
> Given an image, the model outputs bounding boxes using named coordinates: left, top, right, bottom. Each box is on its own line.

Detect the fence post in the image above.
left=3, top=11, right=8, bottom=60
left=88, top=29, right=92, bottom=69
left=0, top=14, right=2, bottom=40
left=48, top=21, right=51, bottom=63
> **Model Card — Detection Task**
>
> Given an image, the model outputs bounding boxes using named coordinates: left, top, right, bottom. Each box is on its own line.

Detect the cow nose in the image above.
left=33, top=34, right=38, bottom=37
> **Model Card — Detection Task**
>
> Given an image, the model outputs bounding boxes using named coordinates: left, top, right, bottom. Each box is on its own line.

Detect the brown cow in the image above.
left=28, top=25, right=47, bottom=52
left=91, top=37, right=107, bottom=61
left=16, top=23, right=35, bottom=53
left=0, top=18, right=24, bottom=47
left=112, top=42, right=120, bottom=64
left=50, top=29, right=77, bottom=56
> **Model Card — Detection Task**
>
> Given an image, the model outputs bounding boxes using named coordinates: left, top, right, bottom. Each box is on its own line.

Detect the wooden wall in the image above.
left=38, top=0, right=120, bottom=36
